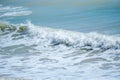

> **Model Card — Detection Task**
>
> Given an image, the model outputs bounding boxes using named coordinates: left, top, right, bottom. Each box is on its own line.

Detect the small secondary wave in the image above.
left=0, top=5, right=32, bottom=18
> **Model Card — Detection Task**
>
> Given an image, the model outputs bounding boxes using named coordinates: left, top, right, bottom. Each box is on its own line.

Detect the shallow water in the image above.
left=0, top=0, right=120, bottom=80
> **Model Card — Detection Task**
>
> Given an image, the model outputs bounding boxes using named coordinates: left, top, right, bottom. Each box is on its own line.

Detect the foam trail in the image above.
left=0, top=5, right=32, bottom=18
left=0, top=11, right=32, bottom=17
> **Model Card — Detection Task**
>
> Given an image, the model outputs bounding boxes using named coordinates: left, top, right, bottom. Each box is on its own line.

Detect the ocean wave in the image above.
left=0, top=22, right=120, bottom=51
left=0, top=2, right=120, bottom=80
left=0, top=11, right=32, bottom=17
left=0, top=5, right=32, bottom=18
left=0, top=22, right=120, bottom=80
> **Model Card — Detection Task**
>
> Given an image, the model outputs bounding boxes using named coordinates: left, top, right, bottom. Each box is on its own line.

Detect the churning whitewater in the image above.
left=0, top=22, right=120, bottom=80
left=0, top=1, right=120, bottom=80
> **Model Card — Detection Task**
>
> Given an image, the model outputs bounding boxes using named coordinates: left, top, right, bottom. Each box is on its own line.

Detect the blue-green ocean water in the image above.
left=0, top=0, right=120, bottom=80
left=1, top=0, right=120, bottom=34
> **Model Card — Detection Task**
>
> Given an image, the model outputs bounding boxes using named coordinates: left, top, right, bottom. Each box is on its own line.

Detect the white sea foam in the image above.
left=26, top=22, right=120, bottom=49
left=0, top=11, right=32, bottom=17
left=0, top=22, right=120, bottom=80
left=0, top=22, right=120, bottom=50
left=0, top=2, right=120, bottom=80
left=0, top=5, right=32, bottom=18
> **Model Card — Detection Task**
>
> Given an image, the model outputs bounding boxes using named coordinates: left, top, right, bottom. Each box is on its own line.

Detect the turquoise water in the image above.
left=0, top=0, right=120, bottom=80
left=1, top=0, right=120, bottom=34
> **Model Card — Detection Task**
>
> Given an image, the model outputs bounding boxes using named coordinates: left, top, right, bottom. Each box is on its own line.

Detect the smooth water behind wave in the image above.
left=1, top=0, right=120, bottom=34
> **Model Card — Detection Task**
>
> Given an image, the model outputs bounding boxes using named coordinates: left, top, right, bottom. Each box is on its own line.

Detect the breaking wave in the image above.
left=0, top=2, right=120, bottom=80
left=0, top=21, right=120, bottom=80
left=0, top=21, right=120, bottom=51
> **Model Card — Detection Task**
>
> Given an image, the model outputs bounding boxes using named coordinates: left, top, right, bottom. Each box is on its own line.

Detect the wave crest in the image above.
left=0, top=22, right=120, bottom=51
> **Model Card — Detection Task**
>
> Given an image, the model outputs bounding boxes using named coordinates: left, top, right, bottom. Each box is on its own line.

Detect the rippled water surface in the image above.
left=0, top=0, right=120, bottom=80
